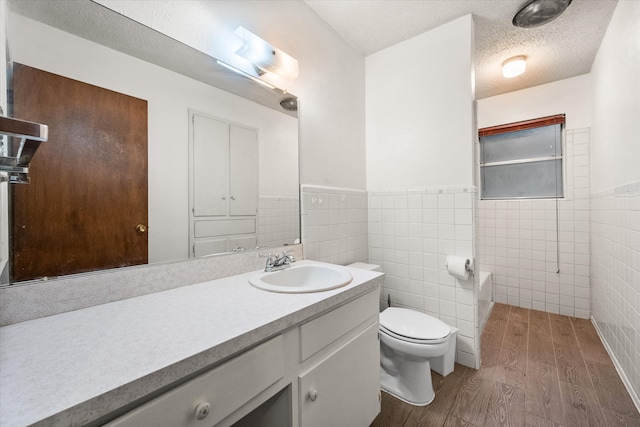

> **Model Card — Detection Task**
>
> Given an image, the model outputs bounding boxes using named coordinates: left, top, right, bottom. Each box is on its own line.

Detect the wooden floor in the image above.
left=371, top=303, right=640, bottom=427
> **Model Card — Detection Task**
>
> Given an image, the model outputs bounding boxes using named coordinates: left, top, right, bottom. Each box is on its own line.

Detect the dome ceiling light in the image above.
left=513, top=0, right=573, bottom=28
left=502, top=56, right=527, bottom=78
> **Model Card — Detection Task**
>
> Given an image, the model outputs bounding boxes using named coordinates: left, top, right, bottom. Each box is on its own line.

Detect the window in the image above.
left=479, top=114, right=565, bottom=200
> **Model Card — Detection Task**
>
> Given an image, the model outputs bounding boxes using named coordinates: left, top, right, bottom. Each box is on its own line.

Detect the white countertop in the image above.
left=0, top=261, right=382, bottom=427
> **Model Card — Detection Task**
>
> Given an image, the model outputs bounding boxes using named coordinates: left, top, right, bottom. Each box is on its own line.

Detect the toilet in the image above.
left=347, top=262, right=458, bottom=406
left=379, top=307, right=456, bottom=405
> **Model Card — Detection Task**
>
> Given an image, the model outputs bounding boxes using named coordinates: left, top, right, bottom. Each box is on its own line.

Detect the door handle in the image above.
left=136, top=224, right=148, bottom=233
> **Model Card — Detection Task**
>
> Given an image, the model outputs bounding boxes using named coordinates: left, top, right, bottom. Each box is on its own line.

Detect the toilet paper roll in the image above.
left=446, top=255, right=470, bottom=280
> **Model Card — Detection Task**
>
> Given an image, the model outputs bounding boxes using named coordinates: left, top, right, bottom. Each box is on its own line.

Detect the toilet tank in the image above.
left=347, top=263, right=384, bottom=309
left=346, top=262, right=382, bottom=273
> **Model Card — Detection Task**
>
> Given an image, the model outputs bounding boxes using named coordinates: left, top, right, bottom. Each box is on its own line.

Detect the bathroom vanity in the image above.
left=0, top=262, right=383, bottom=426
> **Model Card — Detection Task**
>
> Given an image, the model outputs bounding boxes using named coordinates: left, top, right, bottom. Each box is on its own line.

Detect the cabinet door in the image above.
left=229, top=124, right=258, bottom=216
left=299, top=322, right=380, bottom=427
left=193, top=114, right=228, bottom=216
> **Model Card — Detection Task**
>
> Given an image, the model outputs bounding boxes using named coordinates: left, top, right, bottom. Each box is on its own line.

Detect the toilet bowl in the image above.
left=379, top=307, right=457, bottom=406
left=345, top=262, right=457, bottom=406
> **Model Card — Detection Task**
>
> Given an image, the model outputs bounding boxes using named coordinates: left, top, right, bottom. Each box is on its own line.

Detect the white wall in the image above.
left=477, top=74, right=592, bottom=129
left=366, top=15, right=475, bottom=190
left=590, top=0, right=640, bottom=193
left=590, top=0, right=640, bottom=407
left=7, top=14, right=297, bottom=265
left=96, top=0, right=367, bottom=191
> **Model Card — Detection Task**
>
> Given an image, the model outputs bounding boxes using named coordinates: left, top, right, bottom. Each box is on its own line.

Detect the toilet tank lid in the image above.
left=380, top=308, right=450, bottom=341
left=346, top=262, right=382, bottom=272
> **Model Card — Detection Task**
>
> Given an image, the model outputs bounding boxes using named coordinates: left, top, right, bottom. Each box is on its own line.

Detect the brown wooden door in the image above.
left=10, top=63, right=148, bottom=282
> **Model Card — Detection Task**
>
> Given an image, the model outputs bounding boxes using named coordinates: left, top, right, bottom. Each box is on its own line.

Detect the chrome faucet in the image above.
left=264, top=251, right=295, bottom=272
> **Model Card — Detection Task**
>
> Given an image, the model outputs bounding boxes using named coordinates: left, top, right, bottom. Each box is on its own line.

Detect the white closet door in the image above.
left=193, top=114, right=228, bottom=216
left=229, top=124, right=258, bottom=216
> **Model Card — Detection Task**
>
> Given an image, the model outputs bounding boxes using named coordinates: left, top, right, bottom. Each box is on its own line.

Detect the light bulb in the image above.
left=502, top=56, right=526, bottom=78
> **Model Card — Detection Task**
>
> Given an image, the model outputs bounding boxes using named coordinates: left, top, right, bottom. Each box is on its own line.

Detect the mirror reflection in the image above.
left=4, top=1, right=300, bottom=284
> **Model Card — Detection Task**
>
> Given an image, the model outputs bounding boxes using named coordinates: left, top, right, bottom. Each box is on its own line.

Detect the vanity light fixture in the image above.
left=234, top=26, right=299, bottom=81
left=502, top=56, right=527, bottom=78
left=216, top=60, right=277, bottom=90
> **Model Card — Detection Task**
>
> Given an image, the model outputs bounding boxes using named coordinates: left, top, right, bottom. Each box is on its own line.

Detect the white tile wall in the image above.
left=591, top=180, right=640, bottom=404
left=479, top=128, right=591, bottom=318
left=257, top=196, right=300, bottom=248
left=300, top=185, right=369, bottom=265
left=368, top=186, right=479, bottom=368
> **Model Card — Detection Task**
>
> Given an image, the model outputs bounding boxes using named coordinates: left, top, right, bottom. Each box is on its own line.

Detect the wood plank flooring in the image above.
left=371, top=303, right=640, bottom=427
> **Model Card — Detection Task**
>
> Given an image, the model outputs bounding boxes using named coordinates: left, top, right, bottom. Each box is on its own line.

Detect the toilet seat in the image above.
left=380, top=307, right=451, bottom=343
left=380, top=325, right=450, bottom=344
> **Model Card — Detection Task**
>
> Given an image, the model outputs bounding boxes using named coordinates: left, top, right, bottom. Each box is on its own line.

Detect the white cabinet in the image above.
left=297, top=289, right=380, bottom=427
left=190, top=112, right=258, bottom=256
left=192, top=114, right=229, bottom=217
left=298, top=323, right=380, bottom=427
left=228, top=125, right=258, bottom=216
left=106, top=288, right=381, bottom=427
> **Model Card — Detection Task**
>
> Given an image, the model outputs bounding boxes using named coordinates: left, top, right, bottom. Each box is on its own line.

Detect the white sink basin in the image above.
left=249, top=262, right=353, bottom=293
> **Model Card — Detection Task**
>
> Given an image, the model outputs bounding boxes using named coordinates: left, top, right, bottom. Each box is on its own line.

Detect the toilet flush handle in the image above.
left=307, top=389, right=318, bottom=401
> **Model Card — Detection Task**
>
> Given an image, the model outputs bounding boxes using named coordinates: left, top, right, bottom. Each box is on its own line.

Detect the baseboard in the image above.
left=591, top=316, right=640, bottom=413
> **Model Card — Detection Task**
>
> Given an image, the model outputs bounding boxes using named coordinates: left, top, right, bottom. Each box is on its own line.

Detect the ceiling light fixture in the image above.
left=513, top=0, right=572, bottom=28
left=234, top=27, right=299, bottom=81
left=502, top=56, right=527, bottom=78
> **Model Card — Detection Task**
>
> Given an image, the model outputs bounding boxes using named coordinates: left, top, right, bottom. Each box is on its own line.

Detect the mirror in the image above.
left=3, top=0, right=300, bottom=284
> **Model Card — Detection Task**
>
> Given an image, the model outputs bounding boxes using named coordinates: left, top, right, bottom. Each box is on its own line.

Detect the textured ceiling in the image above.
left=304, top=0, right=618, bottom=99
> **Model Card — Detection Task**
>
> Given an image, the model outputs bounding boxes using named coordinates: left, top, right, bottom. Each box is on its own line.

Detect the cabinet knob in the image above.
left=194, top=402, right=211, bottom=421
left=221, top=196, right=227, bottom=200
left=135, top=224, right=148, bottom=234
left=307, top=389, right=318, bottom=402
left=230, top=196, right=236, bottom=200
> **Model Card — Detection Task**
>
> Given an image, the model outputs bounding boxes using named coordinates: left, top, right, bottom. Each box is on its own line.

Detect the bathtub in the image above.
left=478, top=271, right=493, bottom=337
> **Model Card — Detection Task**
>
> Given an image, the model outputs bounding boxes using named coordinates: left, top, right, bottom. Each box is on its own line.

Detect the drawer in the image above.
left=229, top=235, right=257, bottom=251
left=299, top=289, right=378, bottom=361
left=195, top=219, right=255, bottom=237
left=106, top=335, right=284, bottom=427
left=194, top=239, right=228, bottom=257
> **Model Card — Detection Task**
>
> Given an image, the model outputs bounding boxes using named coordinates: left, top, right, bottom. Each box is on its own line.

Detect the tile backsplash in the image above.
left=300, top=185, right=369, bottom=265
left=257, top=196, right=300, bottom=248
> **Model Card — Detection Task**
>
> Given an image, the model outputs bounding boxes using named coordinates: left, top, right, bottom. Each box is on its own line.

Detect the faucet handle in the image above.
left=261, top=253, right=276, bottom=272
left=282, top=250, right=295, bottom=263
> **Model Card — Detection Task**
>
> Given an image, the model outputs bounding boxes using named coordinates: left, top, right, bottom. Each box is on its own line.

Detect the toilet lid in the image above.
left=379, top=307, right=450, bottom=341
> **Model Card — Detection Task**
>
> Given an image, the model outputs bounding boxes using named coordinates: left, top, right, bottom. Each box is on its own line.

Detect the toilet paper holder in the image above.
left=445, top=255, right=475, bottom=277
left=464, top=258, right=474, bottom=274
